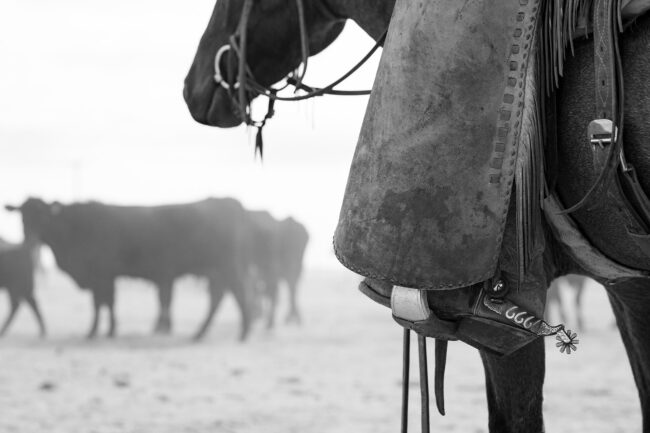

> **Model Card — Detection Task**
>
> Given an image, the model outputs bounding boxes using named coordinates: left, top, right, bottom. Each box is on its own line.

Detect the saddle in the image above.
left=337, top=0, right=650, bottom=349
left=334, top=0, right=650, bottom=431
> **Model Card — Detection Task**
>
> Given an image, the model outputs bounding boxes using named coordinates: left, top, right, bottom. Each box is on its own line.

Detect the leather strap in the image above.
left=589, top=0, right=650, bottom=260
left=564, top=0, right=625, bottom=212
left=594, top=0, right=620, bottom=121
left=619, top=164, right=650, bottom=230
left=591, top=139, right=650, bottom=260
left=418, top=336, right=430, bottom=433
left=400, top=329, right=410, bottom=433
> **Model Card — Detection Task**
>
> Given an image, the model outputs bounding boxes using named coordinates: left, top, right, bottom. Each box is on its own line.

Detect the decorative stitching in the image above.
left=595, top=0, right=610, bottom=114
left=484, top=0, right=542, bottom=287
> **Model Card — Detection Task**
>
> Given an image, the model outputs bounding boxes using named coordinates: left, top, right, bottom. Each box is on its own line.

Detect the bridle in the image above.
left=213, top=0, right=387, bottom=156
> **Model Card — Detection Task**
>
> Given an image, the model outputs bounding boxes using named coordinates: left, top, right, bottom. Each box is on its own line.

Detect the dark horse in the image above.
left=184, top=1, right=650, bottom=431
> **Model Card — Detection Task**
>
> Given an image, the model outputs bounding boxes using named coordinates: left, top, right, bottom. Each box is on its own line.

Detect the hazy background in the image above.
left=0, top=0, right=380, bottom=269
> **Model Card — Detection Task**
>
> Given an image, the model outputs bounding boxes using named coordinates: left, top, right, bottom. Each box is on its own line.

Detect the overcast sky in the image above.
left=0, top=0, right=382, bottom=269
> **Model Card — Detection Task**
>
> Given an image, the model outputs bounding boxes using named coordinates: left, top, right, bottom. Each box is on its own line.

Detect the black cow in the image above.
left=0, top=238, right=44, bottom=337
left=6, top=197, right=252, bottom=340
left=247, top=211, right=309, bottom=328
left=275, top=217, right=309, bottom=325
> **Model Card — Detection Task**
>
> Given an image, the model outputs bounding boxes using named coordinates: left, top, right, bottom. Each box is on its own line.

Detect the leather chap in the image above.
left=334, top=0, right=544, bottom=289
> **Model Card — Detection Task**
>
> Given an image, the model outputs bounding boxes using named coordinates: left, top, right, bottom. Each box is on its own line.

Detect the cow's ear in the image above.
left=4, top=204, right=19, bottom=212
left=50, top=202, right=62, bottom=215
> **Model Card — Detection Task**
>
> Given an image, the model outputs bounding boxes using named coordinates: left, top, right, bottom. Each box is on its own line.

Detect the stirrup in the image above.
left=392, top=282, right=579, bottom=433
left=390, top=284, right=579, bottom=356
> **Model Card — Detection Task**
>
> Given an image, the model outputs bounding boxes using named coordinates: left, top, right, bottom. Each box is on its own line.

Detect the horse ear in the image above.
left=4, top=204, right=19, bottom=212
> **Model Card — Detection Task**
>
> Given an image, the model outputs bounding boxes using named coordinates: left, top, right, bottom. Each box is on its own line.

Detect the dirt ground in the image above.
left=0, top=268, right=642, bottom=433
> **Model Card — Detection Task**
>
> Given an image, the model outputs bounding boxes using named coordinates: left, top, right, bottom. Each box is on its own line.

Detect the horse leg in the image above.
left=154, top=280, right=174, bottom=335
left=86, top=291, right=101, bottom=339
left=606, top=278, right=650, bottom=431
left=193, top=278, right=225, bottom=341
left=0, top=293, right=20, bottom=337
left=480, top=338, right=545, bottom=433
left=25, top=295, right=46, bottom=338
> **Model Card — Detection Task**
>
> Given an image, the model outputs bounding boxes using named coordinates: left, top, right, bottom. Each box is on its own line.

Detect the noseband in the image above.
left=214, top=0, right=386, bottom=156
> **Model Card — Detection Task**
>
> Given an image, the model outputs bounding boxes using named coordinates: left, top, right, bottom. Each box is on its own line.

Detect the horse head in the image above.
left=183, top=0, right=347, bottom=127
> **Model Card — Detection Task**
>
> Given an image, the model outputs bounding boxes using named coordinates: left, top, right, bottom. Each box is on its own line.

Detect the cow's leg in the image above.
left=606, top=278, right=650, bottom=431
left=575, top=283, right=585, bottom=331
left=154, top=280, right=174, bottom=335
left=544, top=279, right=558, bottom=324
left=193, top=278, right=225, bottom=340
left=230, top=276, right=252, bottom=341
left=285, top=277, right=302, bottom=325
left=480, top=338, right=545, bottom=433
left=105, top=284, right=117, bottom=338
left=249, top=278, right=264, bottom=321
left=87, top=291, right=101, bottom=339
left=25, top=295, right=46, bottom=338
left=0, top=293, right=20, bottom=337
left=265, top=279, right=279, bottom=330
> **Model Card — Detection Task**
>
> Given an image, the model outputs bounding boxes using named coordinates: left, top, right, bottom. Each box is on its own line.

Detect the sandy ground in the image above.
left=0, top=268, right=642, bottom=433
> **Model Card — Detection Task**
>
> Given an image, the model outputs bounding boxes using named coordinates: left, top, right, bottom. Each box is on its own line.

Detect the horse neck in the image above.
left=322, top=0, right=394, bottom=40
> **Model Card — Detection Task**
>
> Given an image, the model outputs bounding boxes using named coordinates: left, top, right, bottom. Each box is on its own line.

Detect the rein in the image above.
left=214, top=0, right=387, bottom=156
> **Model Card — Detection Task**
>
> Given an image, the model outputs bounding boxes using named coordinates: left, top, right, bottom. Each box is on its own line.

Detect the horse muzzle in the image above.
left=183, top=64, right=243, bottom=128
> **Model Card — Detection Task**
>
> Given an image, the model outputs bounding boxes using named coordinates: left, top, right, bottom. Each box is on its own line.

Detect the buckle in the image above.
left=588, top=119, right=617, bottom=147
left=619, top=149, right=631, bottom=172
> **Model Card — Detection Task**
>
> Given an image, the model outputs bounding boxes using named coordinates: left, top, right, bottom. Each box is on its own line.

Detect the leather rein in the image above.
left=213, top=0, right=387, bottom=156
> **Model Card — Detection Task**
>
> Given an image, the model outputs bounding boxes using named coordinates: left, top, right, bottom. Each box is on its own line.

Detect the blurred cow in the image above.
left=247, top=212, right=309, bottom=328
left=545, top=274, right=589, bottom=331
left=0, top=238, right=45, bottom=337
left=7, top=197, right=252, bottom=340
